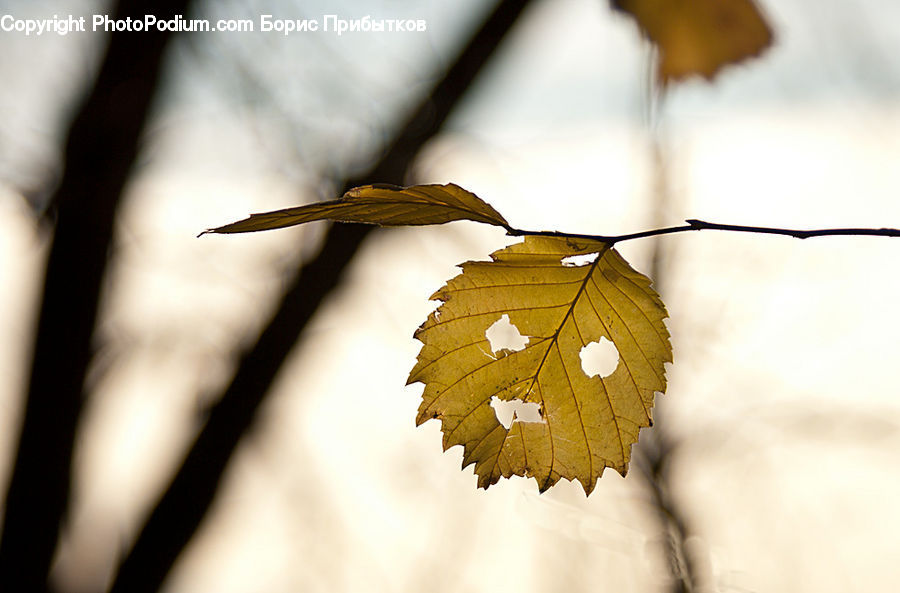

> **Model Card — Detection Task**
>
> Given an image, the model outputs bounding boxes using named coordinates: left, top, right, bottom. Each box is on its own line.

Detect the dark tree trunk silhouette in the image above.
left=0, top=1, right=190, bottom=592
left=107, top=1, right=536, bottom=592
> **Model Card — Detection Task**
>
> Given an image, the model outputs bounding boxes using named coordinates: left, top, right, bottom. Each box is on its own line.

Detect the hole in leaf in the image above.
left=490, top=396, right=544, bottom=429
left=580, top=337, right=619, bottom=378
left=560, top=253, right=599, bottom=267
left=485, top=314, right=528, bottom=354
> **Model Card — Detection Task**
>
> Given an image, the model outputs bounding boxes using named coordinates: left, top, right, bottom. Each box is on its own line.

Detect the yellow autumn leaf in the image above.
left=408, top=235, right=671, bottom=494
left=612, top=0, right=773, bottom=82
left=200, top=183, right=510, bottom=234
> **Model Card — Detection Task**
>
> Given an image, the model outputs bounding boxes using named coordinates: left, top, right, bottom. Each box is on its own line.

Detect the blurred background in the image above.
left=1, top=0, right=899, bottom=591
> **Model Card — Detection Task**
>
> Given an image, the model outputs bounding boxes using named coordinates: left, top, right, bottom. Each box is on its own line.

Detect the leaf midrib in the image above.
left=497, top=243, right=611, bottom=485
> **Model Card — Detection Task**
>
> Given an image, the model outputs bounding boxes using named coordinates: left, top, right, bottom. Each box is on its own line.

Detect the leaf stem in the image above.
left=505, top=219, right=900, bottom=244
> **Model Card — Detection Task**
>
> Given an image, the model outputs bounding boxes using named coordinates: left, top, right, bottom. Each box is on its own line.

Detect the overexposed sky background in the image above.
left=2, top=0, right=900, bottom=592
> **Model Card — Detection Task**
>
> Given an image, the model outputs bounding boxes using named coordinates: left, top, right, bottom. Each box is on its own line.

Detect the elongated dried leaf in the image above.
left=613, top=0, right=773, bottom=82
left=201, top=183, right=509, bottom=234
left=408, top=235, right=671, bottom=494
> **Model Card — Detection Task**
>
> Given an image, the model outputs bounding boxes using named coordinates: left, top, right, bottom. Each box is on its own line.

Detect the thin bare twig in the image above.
left=504, top=219, right=900, bottom=244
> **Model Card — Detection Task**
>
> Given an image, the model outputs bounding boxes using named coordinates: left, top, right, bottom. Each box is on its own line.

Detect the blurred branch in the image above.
left=0, top=1, right=191, bottom=591
left=634, top=430, right=704, bottom=593
left=107, top=2, right=536, bottom=592
left=632, top=83, right=706, bottom=593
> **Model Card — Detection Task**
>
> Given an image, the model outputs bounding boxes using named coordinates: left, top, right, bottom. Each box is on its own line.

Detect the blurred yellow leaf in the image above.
left=408, top=235, right=671, bottom=494
left=201, top=183, right=509, bottom=234
left=612, top=0, right=773, bottom=82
